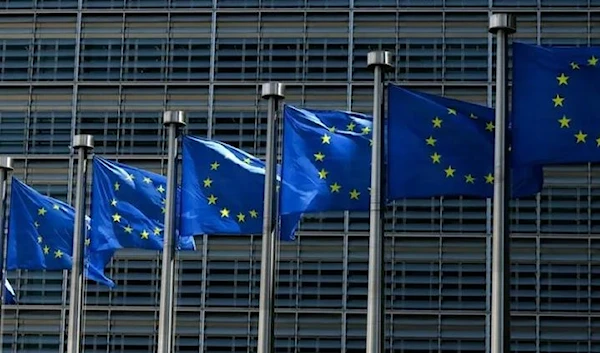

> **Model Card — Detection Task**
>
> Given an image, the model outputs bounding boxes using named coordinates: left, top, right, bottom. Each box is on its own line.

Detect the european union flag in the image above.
left=512, top=42, right=600, bottom=166
left=6, top=178, right=114, bottom=287
left=387, top=84, right=543, bottom=199
left=280, top=105, right=372, bottom=217
left=180, top=136, right=301, bottom=241
left=4, top=280, right=16, bottom=304
left=89, top=157, right=196, bottom=255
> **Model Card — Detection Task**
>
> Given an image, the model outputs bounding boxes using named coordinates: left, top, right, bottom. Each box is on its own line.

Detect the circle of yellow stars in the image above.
left=426, top=108, right=495, bottom=185
left=553, top=55, right=600, bottom=147
left=110, top=173, right=165, bottom=240
left=34, top=204, right=66, bottom=260
left=318, top=119, right=372, bottom=200
left=204, top=159, right=260, bottom=223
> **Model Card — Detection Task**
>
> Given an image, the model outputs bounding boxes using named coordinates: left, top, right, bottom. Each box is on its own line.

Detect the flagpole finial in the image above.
left=489, top=13, right=516, bottom=34
left=261, top=82, right=285, bottom=100
left=163, top=110, right=187, bottom=127
left=72, top=134, right=94, bottom=150
left=0, top=157, right=12, bottom=171
left=367, top=51, right=393, bottom=71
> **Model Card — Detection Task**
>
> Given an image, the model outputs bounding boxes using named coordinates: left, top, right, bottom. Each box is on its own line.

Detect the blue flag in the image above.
left=6, top=178, right=114, bottom=287
left=89, top=157, right=196, bottom=255
left=180, top=135, right=300, bottom=241
left=4, top=279, right=16, bottom=304
left=280, top=105, right=372, bottom=219
left=512, top=42, right=600, bottom=166
left=387, top=84, right=543, bottom=199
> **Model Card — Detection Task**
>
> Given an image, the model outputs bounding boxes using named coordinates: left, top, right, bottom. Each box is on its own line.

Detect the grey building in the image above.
left=0, top=1, right=599, bottom=352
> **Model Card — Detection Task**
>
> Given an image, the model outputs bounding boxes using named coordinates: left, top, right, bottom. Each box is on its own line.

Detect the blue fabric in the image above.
left=512, top=42, right=600, bottom=166
left=387, top=84, right=543, bottom=198
left=7, top=178, right=114, bottom=287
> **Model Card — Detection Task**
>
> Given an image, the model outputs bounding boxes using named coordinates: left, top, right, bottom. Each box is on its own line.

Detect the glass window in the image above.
left=32, top=39, right=75, bottom=81
left=80, top=39, right=123, bottom=81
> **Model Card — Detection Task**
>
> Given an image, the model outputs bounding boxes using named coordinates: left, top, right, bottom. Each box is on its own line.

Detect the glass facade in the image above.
left=0, top=1, right=599, bottom=352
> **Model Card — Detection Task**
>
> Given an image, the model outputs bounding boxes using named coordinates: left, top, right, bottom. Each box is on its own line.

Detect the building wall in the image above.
left=1, top=1, right=599, bottom=352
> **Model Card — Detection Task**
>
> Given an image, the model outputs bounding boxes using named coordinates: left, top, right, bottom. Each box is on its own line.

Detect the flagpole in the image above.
left=257, top=82, right=284, bottom=353
left=66, top=134, right=94, bottom=353
left=488, top=13, right=516, bottom=353
left=157, top=110, right=186, bottom=353
left=366, top=51, right=392, bottom=353
left=0, top=157, right=13, bottom=352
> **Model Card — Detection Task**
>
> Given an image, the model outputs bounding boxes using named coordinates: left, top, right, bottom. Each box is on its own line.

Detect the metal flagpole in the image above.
left=365, top=51, right=392, bottom=353
left=66, top=134, right=94, bottom=353
left=256, top=82, right=285, bottom=353
left=157, top=110, right=186, bottom=353
left=0, top=157, right=13, bottom=353
left=488, top=13, right=516, bottom=353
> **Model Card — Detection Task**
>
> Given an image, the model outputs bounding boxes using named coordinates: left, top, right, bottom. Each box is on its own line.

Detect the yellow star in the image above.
left=570, top=62, right=580, bottom=70
left=161, top=207, right=166, bottom=214
left=330, top=182, right=341, bottom=193
left=556, top=73, right=569, bottom=85
left=485, top=121, right=495, bottom=132
left=465, top=174, right=475, bottom=184
left=110, top=198, right=118, bottom=206
left=38, top=207, right=47, bottom=216
left=314, top=152, right=325, bottom=162
left=237, top=213, right=246, bottom=223
left=85, top=238, right=91, bottom=247
left=53, top=204, right=60, bottom=210
left=588, top=56, right=598, bottom=66
left=430, top=152, right=441, bottom=164
left=575, top=130, right=587, bottom=143
left=328, top=126, right=336, bottom=133
left=347, top=122, right=356, bottom=131
left=249, top=210, right=258, bottom=218
left=469, top=113, right=478, bottom=119
left=154, top=227, right=161, bottom=235
left=485, top=173, right=494, bottom=184
left=220, top=208, right=230, bottom=218
left=114, top=182, right=120, bottom=191
left=552, top=94, right=564, bottom=107
left=43, top=245, right=50, bottom=255
left=432, top=117, right=443, bottom=128
left=321, top=134, right=331, bottom=144
left=140, top=230, right=150, bottom=239
left=203, top=177, right=213, bottom=187
left=425, top=136, right=436, bottom=146
left=37, top=236, right=43, bottom=243
left=444, top=166, right=456, bottom=177
left=596, top=137, right=600, bottom=147
left=123, top=225, right=133, bottom=233
left=361, top=126, right=371, bottom=135
left=558, top=115, right=571, bottom=128
left=447, top=108, right=457, bottom=115
left=207, top=194, right=218, bottom=205
left=210, top=161, right=220, bottom=170
left=112, top=213, right=121, bottom=222
left=369, top=139, right=373, bottom=147
left=54, top=249, right=63, bottom=258
left=349, top=189, right=360, bottom=200
left=34, top=221, right=39, bottom=228
left=243, top=158, right=251, bottom=164
left=125, top=173, right=135, bottom=181
left=157, top=185, right=165, bottom=193
left=318, top=169, right=328, bottom=179
left=143, top=177, right=152, bottom=184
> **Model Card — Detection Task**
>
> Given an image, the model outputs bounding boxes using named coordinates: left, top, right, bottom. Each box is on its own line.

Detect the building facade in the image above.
left=0, top=0, right=599, bottom=352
